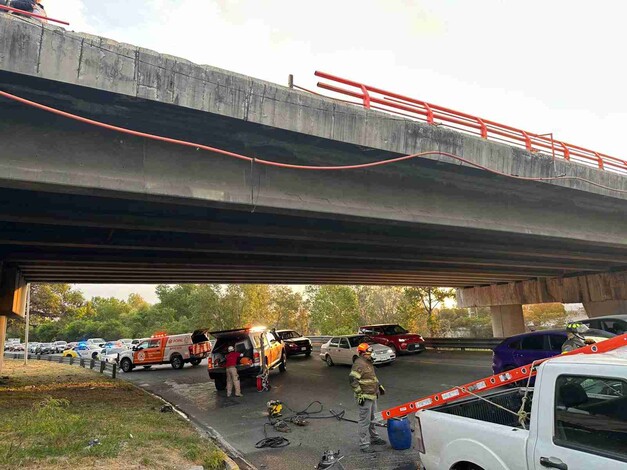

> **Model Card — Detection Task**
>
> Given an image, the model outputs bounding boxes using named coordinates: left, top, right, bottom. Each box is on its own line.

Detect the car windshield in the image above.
left=347, top=335, right=377, bottom=347
left=279, top=331, right=300, bottom=339
left=90, top=338, right=105, bottom=344
left=585, top=328, right=615, bottom=338
left=381, top=325, right=408, bottom=335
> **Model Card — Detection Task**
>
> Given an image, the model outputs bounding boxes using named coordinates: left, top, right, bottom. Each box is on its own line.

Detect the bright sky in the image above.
left=50, top=0, right=624, bottom=302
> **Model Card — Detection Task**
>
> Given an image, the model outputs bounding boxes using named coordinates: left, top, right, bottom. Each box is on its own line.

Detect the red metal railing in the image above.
left=315, top=71, right=627, bottom=175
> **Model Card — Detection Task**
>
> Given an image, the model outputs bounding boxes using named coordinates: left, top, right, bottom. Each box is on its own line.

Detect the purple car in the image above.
left=492, top=328, right=614, bottom=374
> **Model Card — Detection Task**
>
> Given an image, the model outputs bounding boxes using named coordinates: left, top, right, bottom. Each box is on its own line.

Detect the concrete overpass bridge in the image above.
left=0, top=14, right=626, bottom=341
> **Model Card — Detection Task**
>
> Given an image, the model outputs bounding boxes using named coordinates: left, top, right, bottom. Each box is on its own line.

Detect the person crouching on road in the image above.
left=225, top=345, right=243, bottom=397
left=349, top=343, right=386, bottom=453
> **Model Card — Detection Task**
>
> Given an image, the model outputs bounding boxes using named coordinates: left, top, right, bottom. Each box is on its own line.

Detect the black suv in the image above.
left=276, top=330, right=312, bottom=357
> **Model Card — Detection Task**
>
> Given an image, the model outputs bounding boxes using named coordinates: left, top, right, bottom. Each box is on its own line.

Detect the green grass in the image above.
left=0, top=359, right=225, bottom=469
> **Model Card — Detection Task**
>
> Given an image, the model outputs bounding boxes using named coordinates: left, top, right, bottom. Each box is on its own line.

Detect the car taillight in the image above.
left=207, top=357, right=213, bottom=369
left=415, top=415, right=425, bottom=453
left=253, top=351, right=261, bottom=364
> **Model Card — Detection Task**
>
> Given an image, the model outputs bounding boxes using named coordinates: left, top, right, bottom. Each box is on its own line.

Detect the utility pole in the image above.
left=24, top=284, right=30, bottom=366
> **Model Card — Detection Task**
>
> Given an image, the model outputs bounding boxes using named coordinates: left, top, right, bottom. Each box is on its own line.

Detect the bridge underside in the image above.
left=1, top=185, right=625, bottom=286
left=0, top=73, right=626, bottom=287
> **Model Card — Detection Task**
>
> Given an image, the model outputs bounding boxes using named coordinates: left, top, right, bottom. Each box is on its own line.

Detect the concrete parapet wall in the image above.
left=0, top=14, right=625, bottom=202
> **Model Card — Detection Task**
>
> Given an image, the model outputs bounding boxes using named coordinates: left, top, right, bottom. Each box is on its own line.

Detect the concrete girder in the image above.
left=456, top=271, right=627, bottom=308
left=490, top=305, right=525, bottom=337
left=0, top=265, right=27, bottom=373
left=583, top=300, right=627, bottom=317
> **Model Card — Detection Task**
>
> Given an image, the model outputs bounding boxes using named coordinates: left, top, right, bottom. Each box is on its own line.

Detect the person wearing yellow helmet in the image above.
left=349, top=343, right=387, bottom=453
left=562, top=322, right=595, bottom=353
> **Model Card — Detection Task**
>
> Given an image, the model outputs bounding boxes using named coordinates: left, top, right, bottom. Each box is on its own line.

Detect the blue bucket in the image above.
left=387, top=416, right=412, bottom=450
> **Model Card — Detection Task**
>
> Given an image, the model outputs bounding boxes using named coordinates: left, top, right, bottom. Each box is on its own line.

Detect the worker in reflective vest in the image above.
left=349, top=343, right=387, bottom=453
left=562, top=322, right=595, bottom=353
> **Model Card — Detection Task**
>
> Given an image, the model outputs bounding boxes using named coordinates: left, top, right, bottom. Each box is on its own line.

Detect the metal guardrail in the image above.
left=308, top=336, right=502, bottom=351
left=315, top=71, right=627, bottom=175
left=423, top=337, right=502, bottom=350
left=3, top=352, right=118, bottom=378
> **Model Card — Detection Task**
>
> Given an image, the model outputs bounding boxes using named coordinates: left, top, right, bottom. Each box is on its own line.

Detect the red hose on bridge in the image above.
left=0, top=89, right=625, bottom=194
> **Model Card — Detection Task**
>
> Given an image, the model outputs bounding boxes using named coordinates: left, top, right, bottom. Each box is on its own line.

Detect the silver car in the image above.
left=320, top=335, right=396, bottom=366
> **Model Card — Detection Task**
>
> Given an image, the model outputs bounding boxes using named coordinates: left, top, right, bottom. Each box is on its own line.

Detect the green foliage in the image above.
left=15, top=282, right=491, bottom=341
left=523, top=303, right=568, bottom=329
left=438, top=307, right=493, bottom=338
left=307, top=285, right=359, bottom=335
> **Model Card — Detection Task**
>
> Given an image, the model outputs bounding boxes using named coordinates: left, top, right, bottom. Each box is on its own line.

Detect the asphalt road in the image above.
left=119, top=349, right=493, bottom=470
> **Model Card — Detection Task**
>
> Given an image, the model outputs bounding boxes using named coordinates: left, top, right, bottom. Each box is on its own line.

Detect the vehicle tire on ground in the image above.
left=352, top=355, right=358, bottom=363
left=305, top=350, right=311, bottom=357
left=120, top=358, right=133, bottom=373
left=190, top=358, right=202, bottom=366
left=325, top=355, right=334, bottom=367
left=214, top=376, right=227, bottom=391
left=279, top=353, right=287, bottom=372
left=171, top=354, right=184, bottom=370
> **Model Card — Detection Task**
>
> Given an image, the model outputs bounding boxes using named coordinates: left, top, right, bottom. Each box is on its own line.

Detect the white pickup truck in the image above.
left=416, top=347, right=627, bottom=470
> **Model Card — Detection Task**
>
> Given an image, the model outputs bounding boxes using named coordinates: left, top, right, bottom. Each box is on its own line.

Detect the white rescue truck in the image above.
left=416, top=346, right=627, bottom=470
left=118, top=331, right=211, bottom=372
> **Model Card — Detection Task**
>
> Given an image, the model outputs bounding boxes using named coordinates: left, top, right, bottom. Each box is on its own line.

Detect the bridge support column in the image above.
left=582, top=300, right=627, bottom=318
left=490, top=304, right=525, bottom=337
left=0, top=265, right=28, bottom=373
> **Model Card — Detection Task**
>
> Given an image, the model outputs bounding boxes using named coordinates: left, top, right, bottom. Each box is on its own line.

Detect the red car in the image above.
left=358, top=324, right=425, bottom=354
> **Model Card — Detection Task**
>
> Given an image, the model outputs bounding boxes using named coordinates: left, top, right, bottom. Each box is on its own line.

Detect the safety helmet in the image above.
left=227, top=345, right=235, bottom=352
left=566, top=322, right=589, bottom=336
left=357, top=343, right=373, bottom=355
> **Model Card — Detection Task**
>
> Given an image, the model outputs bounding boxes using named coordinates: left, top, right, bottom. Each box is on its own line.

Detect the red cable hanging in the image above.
left=0, top=89, right=625, bottom=194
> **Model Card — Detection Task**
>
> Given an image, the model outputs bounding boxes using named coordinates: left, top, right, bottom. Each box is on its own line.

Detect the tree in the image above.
left=269, top=286, right=305, bottom=331
left=398, top=287, right=454, bottom=336
left=438, top=307, right=493, bottom=338
left=29, top=284, right=85, bottom=325
left=523, top=303, right=568, bottom=329
left=354, top=286, right=404, bottom=326
left=307, top=285, right=359, bottom=335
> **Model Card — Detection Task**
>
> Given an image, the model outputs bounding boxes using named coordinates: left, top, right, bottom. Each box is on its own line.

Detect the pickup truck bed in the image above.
left=434, top=388, right=533, bottom=429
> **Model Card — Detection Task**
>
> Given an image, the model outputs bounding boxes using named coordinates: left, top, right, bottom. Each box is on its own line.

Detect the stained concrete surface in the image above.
left=121, top=350, right=493, bottom=470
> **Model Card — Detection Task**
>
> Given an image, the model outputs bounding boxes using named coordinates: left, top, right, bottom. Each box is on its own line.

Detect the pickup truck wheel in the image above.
left=325, top=355, right=334, bottom=367
left=171, top=354, right=184, bottom=370
left=214, top=376, right=227, bottom=391
left=120, top=358, right=133, bottom=373
left=190, top=358, right=202, bottom=366
left=279, top=353, right=287, bottom=372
